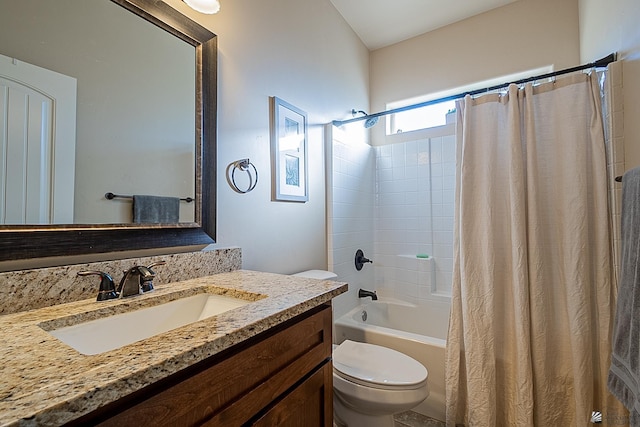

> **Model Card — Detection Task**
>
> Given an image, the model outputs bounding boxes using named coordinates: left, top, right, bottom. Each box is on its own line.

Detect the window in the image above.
left=388, top=100, right=455, bottom=134
left=385, top=66, right=553, bottom=136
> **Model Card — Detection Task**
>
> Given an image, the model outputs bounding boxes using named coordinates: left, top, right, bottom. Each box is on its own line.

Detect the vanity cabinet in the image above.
left=68, top=304, right=333, bottom=427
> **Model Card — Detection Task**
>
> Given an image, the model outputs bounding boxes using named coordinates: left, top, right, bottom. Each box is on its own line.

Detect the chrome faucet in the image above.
left=117, top=261, right=166, bottom=298
left=118, top=266, right=145, bottom=298
left=358, top=288, right=378, bottom=301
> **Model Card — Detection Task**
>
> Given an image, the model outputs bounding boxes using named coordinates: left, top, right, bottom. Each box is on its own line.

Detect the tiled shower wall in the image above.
left=373, top=131, right=456, bottom=303
left=327, top=125, right=375, bottom=319
left=602, top=62, right=624, bottom=281
left=328, top=124, right=456, bottom=316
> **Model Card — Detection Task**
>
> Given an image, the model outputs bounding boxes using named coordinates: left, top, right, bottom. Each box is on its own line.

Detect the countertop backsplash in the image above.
left=0, top=248, right=241, bottom=315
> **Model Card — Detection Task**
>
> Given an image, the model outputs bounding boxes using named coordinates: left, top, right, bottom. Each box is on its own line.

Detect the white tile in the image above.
left=417, top=163, right=430, bottom=179
left=430, top=190, right=443, bottom=204
left=431, top=176, right=444, bottom=191
left=392, top=166, right=406, bottom=180
left=418, top=151, right=430, bottom=165
left=443, top=162, right=456, bottom=177
left=392, top=142, right=405, bottom=157
left=406, top=151, right=418, bottom=166
left=377, top=155, right=393, bottom=170
left=377, top=167, right=393, bottom=182
left=442, top=137, right=456, bottom=162
left=404, top=178, right=418, bottom=192
left=443, top=177, right=456, bottom=190
left=431, top=204, right=445, bottom=217
left=430, top=139, right=443, bottom=163
left=433, top=216, right=454, bottom=232
left=379, top=144, right=392, bottom=157
left=406, top=140, right=418, bottom=156
left=613, top=111, right=624, bottom=138
left=405, top=165, right=418, bottom=179
left=433, top=244, right=453, bottom=258
left=378, top=180, right=395, bottom=194
left=434, top=231, right=453, bottom=245
left=405, top=191, right=419, bottom=205
left=443, top=189, right=455, bottom=204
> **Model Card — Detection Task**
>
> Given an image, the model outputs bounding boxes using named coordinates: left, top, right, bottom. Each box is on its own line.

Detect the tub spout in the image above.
left=358, top=289, right=378, bottom=301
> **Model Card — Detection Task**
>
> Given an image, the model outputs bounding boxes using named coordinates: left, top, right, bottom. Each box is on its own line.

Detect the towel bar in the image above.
left=105, top=192, right=194, bottom=203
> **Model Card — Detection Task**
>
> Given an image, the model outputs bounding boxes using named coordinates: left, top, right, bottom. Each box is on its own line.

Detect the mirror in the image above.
left=0, top=0, right=216, bottom=262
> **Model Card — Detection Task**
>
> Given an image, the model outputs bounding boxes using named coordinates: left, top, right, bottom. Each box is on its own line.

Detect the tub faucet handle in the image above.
left=355, top=249, right=373, bottom=271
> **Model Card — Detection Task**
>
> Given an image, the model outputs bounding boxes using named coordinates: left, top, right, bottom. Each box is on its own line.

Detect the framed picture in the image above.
left=270, top=96, right=308, bottom=202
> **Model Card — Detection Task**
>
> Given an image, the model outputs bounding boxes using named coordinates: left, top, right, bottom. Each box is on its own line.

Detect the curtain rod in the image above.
left=332, top=53, right=616, bottom=127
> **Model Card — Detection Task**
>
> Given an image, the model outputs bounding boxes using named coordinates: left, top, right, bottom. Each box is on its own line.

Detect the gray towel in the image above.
left=609, top=166, right=640, bottom=425
left=132, top=195, right=180, bottom=224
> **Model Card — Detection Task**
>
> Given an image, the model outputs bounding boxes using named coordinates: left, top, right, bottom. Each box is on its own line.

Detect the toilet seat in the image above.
left=333, top=340, right=428, bottom=391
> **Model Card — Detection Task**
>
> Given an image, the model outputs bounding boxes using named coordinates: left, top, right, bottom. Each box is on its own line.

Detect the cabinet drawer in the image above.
left=92, top=304, right=332, bottom=427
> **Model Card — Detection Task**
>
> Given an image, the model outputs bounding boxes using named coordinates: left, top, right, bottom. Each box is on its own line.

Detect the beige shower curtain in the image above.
left=445, top=73, right=626, bottom=426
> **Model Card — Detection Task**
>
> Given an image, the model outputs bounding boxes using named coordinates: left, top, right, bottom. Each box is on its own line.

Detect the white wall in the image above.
left=1, top=0, right=369, bottom=272
left=369, top=0, right=581, bottom=144
left=157, top=0, right=370, bottom=274
left=579, top=0, right=640, bottom=169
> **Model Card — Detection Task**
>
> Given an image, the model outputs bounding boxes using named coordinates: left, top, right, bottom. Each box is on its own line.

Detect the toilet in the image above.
left=293, top=270, right=430, bottom=427
left=332, top=340, right=429, bottom=426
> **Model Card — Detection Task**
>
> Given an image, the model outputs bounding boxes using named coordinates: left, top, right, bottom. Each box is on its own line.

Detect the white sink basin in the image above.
left=45, top=293, right=249, bottom=355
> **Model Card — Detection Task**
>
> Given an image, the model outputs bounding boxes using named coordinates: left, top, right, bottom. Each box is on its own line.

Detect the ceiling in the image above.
left=329, top=0, right=519, bottom=50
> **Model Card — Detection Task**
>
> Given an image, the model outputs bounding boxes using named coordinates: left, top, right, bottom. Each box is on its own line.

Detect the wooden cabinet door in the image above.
left=251, top=363, right=333, bottom=427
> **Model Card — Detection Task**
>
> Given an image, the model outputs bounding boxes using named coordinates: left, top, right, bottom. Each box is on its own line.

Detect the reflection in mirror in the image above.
left=0, top=0, right=217, bottom=263
left=0, top=0, right=195, bottom=225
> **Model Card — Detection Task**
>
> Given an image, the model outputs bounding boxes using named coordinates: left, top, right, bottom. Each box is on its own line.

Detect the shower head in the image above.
left=351, top=109, right=379, bottom=128
left=364, top=116, right=379, bottom=128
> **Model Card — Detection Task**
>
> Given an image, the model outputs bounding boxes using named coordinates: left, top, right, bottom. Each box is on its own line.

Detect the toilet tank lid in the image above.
left=292, top=270, right=338, bottom=280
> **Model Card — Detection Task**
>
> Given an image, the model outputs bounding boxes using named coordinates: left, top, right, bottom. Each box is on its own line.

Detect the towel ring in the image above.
left=227, top=158, right=258, bottom=194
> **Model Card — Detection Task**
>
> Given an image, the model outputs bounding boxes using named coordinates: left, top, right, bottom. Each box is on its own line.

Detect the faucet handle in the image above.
left=147, top=260, right=166, bottom=271
left=355, top=249, right=373, bottom=271
left=77, top=270, right=119, bottom=301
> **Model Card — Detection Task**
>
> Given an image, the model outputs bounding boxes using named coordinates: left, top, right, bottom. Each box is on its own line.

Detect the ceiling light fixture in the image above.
left=183, top=0, right=220, bottom=14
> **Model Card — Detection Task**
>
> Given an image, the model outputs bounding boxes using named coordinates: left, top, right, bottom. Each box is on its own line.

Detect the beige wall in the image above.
left=0, top=0, right=368, bottom=273
left=166, top=0, right=369, bottom=274
left=579, top=0, right=640, bottom=169
left=369, top=0, right=581, bottom=143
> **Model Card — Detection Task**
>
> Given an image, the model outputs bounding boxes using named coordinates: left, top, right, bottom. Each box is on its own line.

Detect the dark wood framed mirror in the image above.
left=0, top=0, right=216, bottom=263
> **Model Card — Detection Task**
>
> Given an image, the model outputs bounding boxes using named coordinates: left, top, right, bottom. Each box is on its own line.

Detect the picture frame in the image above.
left=269, top=96, right=308, bottom=202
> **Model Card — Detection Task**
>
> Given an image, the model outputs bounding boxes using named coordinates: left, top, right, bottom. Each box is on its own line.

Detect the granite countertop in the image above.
left=0, top=270, right=347, bottom=426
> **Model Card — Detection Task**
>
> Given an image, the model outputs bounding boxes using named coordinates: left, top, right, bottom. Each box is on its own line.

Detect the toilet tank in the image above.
left=292, top=270, right=338, bottom=280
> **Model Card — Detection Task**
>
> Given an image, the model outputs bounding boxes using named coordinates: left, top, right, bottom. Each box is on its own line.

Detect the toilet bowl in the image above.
left=291, top=271, right=428, bottom=426
left=332, top=340, right=429, bottom=427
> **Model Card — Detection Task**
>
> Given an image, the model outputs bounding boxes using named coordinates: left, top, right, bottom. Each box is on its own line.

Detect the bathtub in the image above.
left=334, top=299, right=449, bottom=422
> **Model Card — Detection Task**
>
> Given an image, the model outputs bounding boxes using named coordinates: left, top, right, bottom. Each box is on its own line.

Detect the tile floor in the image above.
left=333, top=410, right=444, bottom=427
left=394, top=411, right=445, bottom=427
